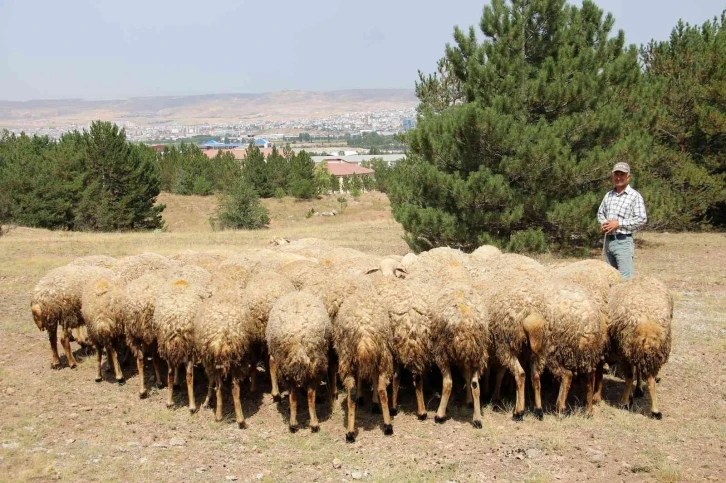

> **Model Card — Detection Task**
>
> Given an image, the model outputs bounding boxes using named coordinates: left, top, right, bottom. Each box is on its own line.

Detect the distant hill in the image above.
left=0, top=89, right=418, bottom=128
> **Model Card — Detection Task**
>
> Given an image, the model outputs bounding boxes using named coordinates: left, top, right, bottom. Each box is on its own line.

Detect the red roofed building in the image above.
left=201, top=147, right=276, bottom=160
left=322, top=158, right=375, bottom=193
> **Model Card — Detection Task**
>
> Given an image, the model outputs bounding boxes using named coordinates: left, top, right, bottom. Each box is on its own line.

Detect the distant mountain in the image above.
left=0, top=89, right=418, bottom=127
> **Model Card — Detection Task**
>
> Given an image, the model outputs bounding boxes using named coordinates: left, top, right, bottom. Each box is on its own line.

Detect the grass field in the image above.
left=1, top=193, right=724, bottom=482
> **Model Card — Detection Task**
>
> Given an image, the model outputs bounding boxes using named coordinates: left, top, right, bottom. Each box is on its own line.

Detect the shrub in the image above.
left=211, top=177, right=270, bottom=230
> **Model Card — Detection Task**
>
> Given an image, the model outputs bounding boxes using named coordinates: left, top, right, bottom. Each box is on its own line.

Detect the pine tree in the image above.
left=242, top=145, right=272, bottom=197
left=288, top=150, right=316, bottom=199
left=212, top=177, right=270, bottom=230
left=389, top=0, right=650, bottom=252
left=641, top=12, right=726, bottom=227
left=266, top=146, right=290, bottom=193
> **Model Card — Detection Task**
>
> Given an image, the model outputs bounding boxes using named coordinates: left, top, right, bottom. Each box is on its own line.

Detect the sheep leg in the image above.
left=173, top=365, right=181, bottom=389
left=286, top=385, right=299, bottom=432
left=134, top=344, right=147, bottom=398
left=491, top=366, right=506, bottom=411
left=634, top=369, right=645, bottom=398
left=585, top=371, right=595, bottom=417
left=166, top=363, right=175, bottom=408
left=307, top=382, right=320, bottom=432
left=48, top=325, right=62, bottom=369
left=344, top=376, right=357, bottom=443
left=94, top=344, right=103, bottom=382
left=269, top=355, right=281, bottom=402
left=152, top=349, right=164, bottom=389
left=377, top=373, right=393, bottom=435
left=60, top=328, right=77, bottom=369
left=186, top=361, right=197, bottom=414
left=506, top=357, right=527, bottom=421
left=618, top=362, right=634, bottom=410
left=356, top=377, right=364, bottom=406
left=531, top=360, right=543, bottom=420
left=74, top=326, right=87, bottom=347
left=413, top=373, right=426, bottom=420
left=329, top=358, right=339, bottom=401
left=555, top=369, right=573, bottom=416
left=214, top=373, right=224, bottom=422
left=231, top=370, right=245, bottom=428
left=371, top=374, right=381, bottom=414
left=647, top=375, right=662, bottom=420
left=593, top=362, right=604, bottom=404
left=390, top=365, right=400, bottom=416
left=108, top=345, right=125, bottom=384
left=464, top=367, right=473, bottom=408
left=202, top=379, right=215, bottom=410
left=471, top=369, right=482, bottom=429
left=434, top=364, right=453, bottom=424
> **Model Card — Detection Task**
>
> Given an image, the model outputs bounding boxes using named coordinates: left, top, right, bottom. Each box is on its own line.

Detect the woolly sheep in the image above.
left=607, top=276, right=673, bottom=419
left=114, top=252, right=173, bottom=282
left=266, top=291, right=332, bottom=432
left=242, top=271, right=296, bottom=398
left=430, top=285, right=490, bottom=428
left=123, top=272, right=167, bottom=398
left=171, top=250, right=233, bottom=271
left=367, top=270, right=432, bottom=420
left=31, top=264, right=114, bottom=369
left=553, top=259, right=621, bottom=312
left=81, top=272, right=128, bottom=384
left=152, top=264, right=212, bottom=412
left=194, top=278, right=254, bottom=428
left=405, top=247, right=472, bottom=302
left=544, top=282, right=609, bottom=416
left=67, top=255, right=117, bottom=269
left=334, top=282, right=395, bottom=442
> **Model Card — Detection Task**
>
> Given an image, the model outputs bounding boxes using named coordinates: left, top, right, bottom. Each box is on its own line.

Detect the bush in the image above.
left=211, top=177, right=270, bottom=230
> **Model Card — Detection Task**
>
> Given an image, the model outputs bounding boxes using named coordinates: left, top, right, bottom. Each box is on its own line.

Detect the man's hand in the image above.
left=600, top=219, right=619, bottom=234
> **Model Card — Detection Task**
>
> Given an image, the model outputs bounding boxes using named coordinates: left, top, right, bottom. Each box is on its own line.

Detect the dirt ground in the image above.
left=1, top=193, right=724, bottom=482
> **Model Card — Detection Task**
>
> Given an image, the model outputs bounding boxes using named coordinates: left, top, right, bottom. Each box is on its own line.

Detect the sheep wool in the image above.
left=67, top=255, right=117, bottom=269
left=114, top=252, right=173, bottom=282
left=608, top=276, right=673, bottom=419
left=554, top=259, right=621, bottom=312
left=267, top=291, right=331, bottom=432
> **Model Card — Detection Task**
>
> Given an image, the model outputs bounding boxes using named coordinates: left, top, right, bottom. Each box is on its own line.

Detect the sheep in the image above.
left=152, top=264, right=212, bottom=412
left=333, top=281, right=395, bottom=442
left=465, top=252, right=548, bottom=292
left=544, top=282, right=609, bottom=417
left=194, top=279, right=254, bottom=428
left=405, top=247, right=472, bottom=303
left=430, top=285, right=490, bottom=428
left=242, top=270, right=296, bottom=398
left=170, top=250, right=233, bottom=271
left=607, top=276, right=673, bottom=419
left=400, top=253, right=418, bottom=271
left=122, top=272, right=167, bottom=398
left=266, top=291, right=332, bottom=433
left=365, top=259, right=432, bottom=419
left=270, top=237, right=335, bottom=259
left=114, top=252, right=173, bottom=282
left=81, top=272, right=128, bottom=385
left=67, top=255, right=117, bottom=269
left=486, top=273, right=550, bottom=420
left=469, top=244, right=502, bottom=261
left=30, top=264, right=114, bottom=369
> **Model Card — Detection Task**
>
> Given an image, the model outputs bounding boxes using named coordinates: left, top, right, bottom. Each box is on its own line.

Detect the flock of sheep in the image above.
left=30, top=238, right=673, bottom=442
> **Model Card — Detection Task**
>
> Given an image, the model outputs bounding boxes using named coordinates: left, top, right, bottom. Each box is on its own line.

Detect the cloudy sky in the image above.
left=0, top=0, right=722, bottom=101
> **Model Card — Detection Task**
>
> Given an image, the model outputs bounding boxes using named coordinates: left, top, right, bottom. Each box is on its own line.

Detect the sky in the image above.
left=0, top=0, right=723, bottom=101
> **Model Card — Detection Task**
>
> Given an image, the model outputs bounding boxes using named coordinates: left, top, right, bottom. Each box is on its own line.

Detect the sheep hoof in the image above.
left=345, top=432, right=356, bottom=443
left=417, top=413, right=427, bottom=421
left=382, top=424, right=393, bottom=436
left=371, top=403, right=381, bottom=414
left=156, top=382, right=165, bottom=390
left=633, top=386, right=645, bottom=398
left=310, top=425, right=320, bottom=433
left=237, top=421, right=246, bottom=429
left=390, top=407, right=398, bottom=417
left=471, top=420, right=482, bottom=429
left=434, top=415, right=447, bottom=424
left=95, top=376, right=102, bottom=383
left=51, top=362, right=63, bottom=370
left=189, top=407, right=198, bottom=414
left=512, top=411, right=525, bottom=422
left=534, top=408, right=544, bottom=421
left=116, top=378, right=125, bottom=386
left=650, top=412, right=662, bottom=420
left=166, top=402, right=174, bottom=409
left=69, top=363, right=77, bottom=369
left=272, top=394, right=282, bottom=403
left=201, top=403, right=212, bottom=411
left=139, top=391, right=148, bottom=400
left=289, top=424, right=299, bottom=433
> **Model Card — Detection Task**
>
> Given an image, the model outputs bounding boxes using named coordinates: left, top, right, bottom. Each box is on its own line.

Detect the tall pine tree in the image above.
left=390, top=0, right=651, bottom=252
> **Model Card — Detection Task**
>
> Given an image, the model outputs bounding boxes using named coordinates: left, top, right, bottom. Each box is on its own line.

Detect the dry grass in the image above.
left=0, top=193, right=724, bottom=482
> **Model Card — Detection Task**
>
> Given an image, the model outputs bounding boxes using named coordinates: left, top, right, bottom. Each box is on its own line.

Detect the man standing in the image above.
left=597, top=162, right=647, bottom=279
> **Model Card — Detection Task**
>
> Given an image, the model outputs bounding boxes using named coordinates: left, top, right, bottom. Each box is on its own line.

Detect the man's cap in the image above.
left=612, top=162, right=630, bottom=174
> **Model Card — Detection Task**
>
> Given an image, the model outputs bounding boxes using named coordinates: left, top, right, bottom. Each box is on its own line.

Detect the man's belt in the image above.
left=606, top=233, right=632, bottom=240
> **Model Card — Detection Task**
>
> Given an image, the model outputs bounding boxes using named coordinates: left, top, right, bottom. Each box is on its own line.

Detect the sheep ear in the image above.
left=394, top=267, right=407, bottom=278
left=365, top=268, right=380, bottom=275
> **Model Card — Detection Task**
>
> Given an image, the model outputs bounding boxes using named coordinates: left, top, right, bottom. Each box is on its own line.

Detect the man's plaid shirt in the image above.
left=597, top=185, right=647, bottom=235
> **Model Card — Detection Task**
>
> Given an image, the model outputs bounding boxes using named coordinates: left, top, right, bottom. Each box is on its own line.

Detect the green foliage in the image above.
left=314, top=161, right=332, bottom=194
left=0, top=122, right=164, bottom=232
left=641, top=12, right=726, bottom=227
left=362, top=158, right=393, bottom=192
left=288, top=150, right=316, bottom=199
left=242, top=145, right=272, bottom=198
left=329, top=174, right=340, bottom=193
left=158, top=143, right=240, bottom=196
left=341, top=176, right=350, bottom=193
left=274, top=187, right=286, bottom=200
left=212, top=177, right=270, bottom=230
left=346, top=132, right=404, bottom=150
left=337, top=196, right=348, bottom=210
left=390, top=0, right=652, bottom=252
